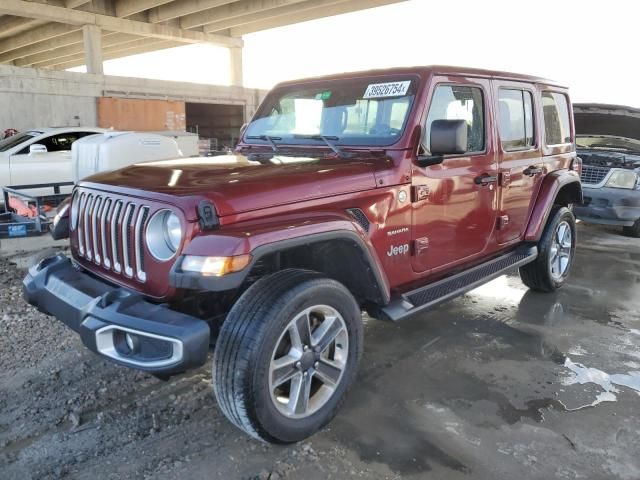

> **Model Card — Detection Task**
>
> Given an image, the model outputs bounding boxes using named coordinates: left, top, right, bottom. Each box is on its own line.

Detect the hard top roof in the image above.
left=275, top=65, right=565, bottom=89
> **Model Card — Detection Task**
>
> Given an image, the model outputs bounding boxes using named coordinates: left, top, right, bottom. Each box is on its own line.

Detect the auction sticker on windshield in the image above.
left=363, top=81, right=410, bottom=99
left=315, top=91, right=332, bottom=100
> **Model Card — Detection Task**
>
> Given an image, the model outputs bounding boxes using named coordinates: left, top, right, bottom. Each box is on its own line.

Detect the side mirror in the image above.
left=29, top=144, right=47, bottom=154
left=430, top=119, right=467, bottom=155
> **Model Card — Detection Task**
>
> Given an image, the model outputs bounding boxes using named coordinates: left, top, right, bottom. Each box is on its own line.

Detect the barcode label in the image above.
left=363, top=81, right=410, bottom=99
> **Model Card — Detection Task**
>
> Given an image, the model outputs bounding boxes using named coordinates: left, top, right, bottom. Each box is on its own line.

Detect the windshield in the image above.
left=0, top=132, right=37, bottom=152
left=576, top=135, right=640, bottom=153
left=244, top=77, right=417, bottom=147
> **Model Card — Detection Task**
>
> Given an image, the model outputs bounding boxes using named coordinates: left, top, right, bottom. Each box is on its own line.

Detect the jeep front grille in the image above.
left=73, top=192, right=149, bottom=282
left=580, top=165, right=610, bottom=185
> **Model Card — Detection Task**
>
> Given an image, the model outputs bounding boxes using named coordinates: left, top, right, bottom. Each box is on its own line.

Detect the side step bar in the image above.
left=381, top=245, right=538, bottom=322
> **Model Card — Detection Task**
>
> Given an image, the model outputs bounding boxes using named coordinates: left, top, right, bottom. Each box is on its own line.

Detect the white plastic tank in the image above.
left=147, top=131, right=199, bottom=157
left=72, top=131, right=183, bottom=182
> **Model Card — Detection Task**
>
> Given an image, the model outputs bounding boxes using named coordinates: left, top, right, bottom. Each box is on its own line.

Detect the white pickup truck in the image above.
left=0, top=128, right=199, bottom=199
left=0, top=127, right=106, bottom=196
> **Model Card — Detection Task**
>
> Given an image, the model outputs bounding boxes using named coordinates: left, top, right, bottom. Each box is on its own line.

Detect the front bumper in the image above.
left=23, top=254, right=210, bottom=375
left=574, top=186, right=640, bottom=227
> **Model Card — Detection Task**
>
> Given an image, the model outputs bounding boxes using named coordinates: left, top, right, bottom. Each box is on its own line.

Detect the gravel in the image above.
left=0, top=251, right=382, bottom=480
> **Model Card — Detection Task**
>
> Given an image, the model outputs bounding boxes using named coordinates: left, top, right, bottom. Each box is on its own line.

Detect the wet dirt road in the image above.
left=1, top=223, right=639, bottom=479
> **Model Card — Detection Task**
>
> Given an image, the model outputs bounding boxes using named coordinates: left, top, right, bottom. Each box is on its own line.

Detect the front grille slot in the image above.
left=100, top=199, right=112, bottom=269
left=77, top=193, right=86, bottom=256
left=134, top=207, right=149, bottom=282
left=111, top=200, right=123, bottom=273
left=72, top=192, right=150, bottom=283
left=83, top=195, right=95, bottom=261
left=581, top=165, right=610, bottom=185
left=91, top=197, right=102, bottom=264
left=122, top=203, right=135, bottom=278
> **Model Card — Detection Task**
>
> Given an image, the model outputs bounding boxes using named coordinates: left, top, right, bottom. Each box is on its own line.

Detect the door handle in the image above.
left=523, top=166, right=543, bottom=177
left=474, top=174, right=498, bottom=185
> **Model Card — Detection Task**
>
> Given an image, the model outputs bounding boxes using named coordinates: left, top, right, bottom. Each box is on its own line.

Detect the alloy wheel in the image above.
left=268, top=305, right=349, bottom=419
left=549, top=220, right=573, bottom=281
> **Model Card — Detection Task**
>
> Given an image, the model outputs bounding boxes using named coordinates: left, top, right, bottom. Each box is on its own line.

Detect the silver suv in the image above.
left=573, top=104, right=640, bottom=237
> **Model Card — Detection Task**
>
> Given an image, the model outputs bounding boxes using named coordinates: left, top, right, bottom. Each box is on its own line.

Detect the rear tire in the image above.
left=520, top=206, right=576, bottom=292
left=622, top=218, right=640, bottom=238
left=213, top=269, right=363, bottom=443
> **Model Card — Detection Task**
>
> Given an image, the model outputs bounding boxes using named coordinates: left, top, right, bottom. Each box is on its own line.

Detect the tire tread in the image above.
left=519, top=206, right=575, bottom=292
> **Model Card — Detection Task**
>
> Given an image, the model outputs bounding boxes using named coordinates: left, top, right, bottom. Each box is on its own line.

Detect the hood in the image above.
left=84, top=153, right=379, bottom=217
left=574, top=103, right=640, bottom=141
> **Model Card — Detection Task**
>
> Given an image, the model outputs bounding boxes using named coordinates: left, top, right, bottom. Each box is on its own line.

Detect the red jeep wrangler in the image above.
left=24, top=66, right=582, bottom=443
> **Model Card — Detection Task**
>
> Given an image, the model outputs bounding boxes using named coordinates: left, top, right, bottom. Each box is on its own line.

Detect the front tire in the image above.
left=213, top=269, right=363, bottom=443
left=622, top=218, right=640, bottom=238
left=520, top=206, right=576, bottom=292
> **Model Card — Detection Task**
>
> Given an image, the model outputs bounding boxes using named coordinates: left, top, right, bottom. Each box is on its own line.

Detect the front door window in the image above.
left=423, top=85, right=485, bottom=154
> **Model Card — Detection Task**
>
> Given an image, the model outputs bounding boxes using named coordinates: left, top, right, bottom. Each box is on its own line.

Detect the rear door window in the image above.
left=498, top=89, right=535, bottom=151
left=424, top=85, right=485, bottom=153
left=542, top=92, right=571, bottom=145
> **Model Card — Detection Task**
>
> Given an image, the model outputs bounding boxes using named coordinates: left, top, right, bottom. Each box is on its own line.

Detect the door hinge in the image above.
left=497, top=215, right=510, bottom=229
left=412, top=185, right=430, bottom=202
left=500, top=171, right=511, bottom=187
left=414, top=237, right=429, bottom=255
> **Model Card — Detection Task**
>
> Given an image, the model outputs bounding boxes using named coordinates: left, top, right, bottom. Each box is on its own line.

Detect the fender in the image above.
left=170, top=213, right=391, bottom=304
left=524, top=169, right=582, bottom=242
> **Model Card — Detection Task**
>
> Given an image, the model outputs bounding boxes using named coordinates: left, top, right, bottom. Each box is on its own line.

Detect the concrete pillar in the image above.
left=229, top=46, right=243, bottom=87
left=82, top=24, right=103, bottom=75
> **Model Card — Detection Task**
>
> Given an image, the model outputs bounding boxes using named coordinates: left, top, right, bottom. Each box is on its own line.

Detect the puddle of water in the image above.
left=561, top=357, right=640, bottom=408
left=567, top=346, right=588, bottom=356
left=498, top=397, right=566, bottom=424
left=333, top=408, right=469, bottom=475
left=608, top=372, right=640, bottom=393
left=469, top=276, right=527, bottom=305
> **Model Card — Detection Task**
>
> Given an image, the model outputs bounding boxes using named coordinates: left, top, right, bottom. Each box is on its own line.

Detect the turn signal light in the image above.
left=180, top=254, right=252, bottom=277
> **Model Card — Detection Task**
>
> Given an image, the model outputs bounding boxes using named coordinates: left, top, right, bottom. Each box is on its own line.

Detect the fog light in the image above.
left=113, top=329, right=140, bottom=355
left=125, top=333, right=136, bottom=351
left=95, top=326, right=184, bottom=368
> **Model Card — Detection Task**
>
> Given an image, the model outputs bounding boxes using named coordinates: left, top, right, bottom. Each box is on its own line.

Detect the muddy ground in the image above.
left=1, top=224, right=639, bottom=480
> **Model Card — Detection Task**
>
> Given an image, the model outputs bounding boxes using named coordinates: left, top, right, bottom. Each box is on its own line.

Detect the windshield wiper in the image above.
left=246, top=135, right=282, bottom=152
left=294, top=134, right=350, bottom=158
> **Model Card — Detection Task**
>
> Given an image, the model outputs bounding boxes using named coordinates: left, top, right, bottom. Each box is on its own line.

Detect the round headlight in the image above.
left=145, top=210, right=183, bottom=261
left=165, top=211, right=182, bottom=251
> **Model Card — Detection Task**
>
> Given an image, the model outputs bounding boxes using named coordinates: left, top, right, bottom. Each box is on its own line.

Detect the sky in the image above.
left=71, top=0, right=640, bottom=107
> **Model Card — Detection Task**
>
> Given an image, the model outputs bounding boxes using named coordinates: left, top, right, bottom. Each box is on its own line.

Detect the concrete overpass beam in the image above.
left=229, top=44, right=243, bottom=87
left=83, top=24, right=103, bottom=74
